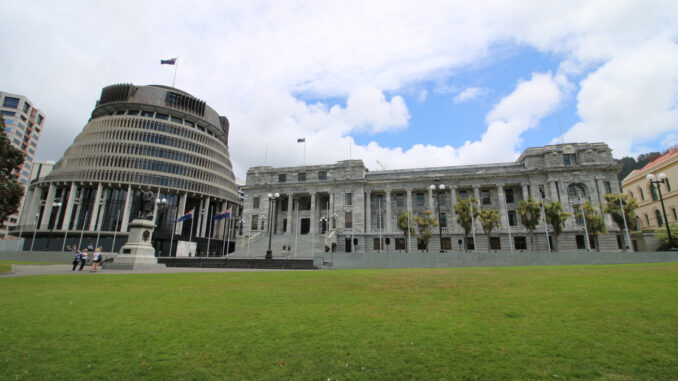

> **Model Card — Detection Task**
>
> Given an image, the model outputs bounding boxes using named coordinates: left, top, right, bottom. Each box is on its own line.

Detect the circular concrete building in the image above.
left=18, top=84, right=241, bottom=255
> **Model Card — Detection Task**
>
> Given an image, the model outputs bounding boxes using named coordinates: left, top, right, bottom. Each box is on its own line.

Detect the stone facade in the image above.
left=242, top=142, right=624, bottom=253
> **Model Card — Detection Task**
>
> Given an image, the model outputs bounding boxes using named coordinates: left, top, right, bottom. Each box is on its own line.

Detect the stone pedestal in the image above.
left=105, top=219, right=166, bottom=270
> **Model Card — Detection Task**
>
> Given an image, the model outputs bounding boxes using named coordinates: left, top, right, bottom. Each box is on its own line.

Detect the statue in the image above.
left=139, top=190, right=155, bottom=220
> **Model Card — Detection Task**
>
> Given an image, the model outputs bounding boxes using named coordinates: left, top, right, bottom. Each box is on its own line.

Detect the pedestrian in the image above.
left=87, top=242, right=94, bottom=252
left=91, top=248, right=102, bottom=272
left=79, top=249, right=88, bottom=271
left=72, top=249, right=81, bottom=271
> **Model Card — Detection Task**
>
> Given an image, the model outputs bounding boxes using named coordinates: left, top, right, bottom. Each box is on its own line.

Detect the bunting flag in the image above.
left=213, top=208, right=231, bottom=221
left=173, top=208, right=194, bottom=222
left=297, top=138, right=305, bottom=143
left=161, top=57, right=177, bottom=65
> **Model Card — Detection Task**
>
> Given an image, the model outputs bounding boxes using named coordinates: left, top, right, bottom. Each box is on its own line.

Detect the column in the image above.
left=449, top=186, right=457, bottom=227
left=40, top=184, right=57, bottom=229
left=329, top=192, right=335, bottom=229
left=310, top=192, right=316, bottom=234
left=428, top=187, right=434, bottom=210
left=286, top=194, right=294, bottom=234
left=96, top=189, right=108, bottom=231
left=200, top=197, right=211, bottom=237
left=473, top=185, right=480, bottom=203
left=385, top=189, right=392, bottom=233
left=88, top=183, right=103, bottom=231
left=521, top=183, right=529, bottom=202
left=61, top=183, right=78, bottom=230
left=365, top=191, right=371, bottom=233
left=549, top=181, right=559, bottom=202
left=497, top=184, right=508, bottom=229
left=176, top=192, right=188, bottom=235
left=120, top=184, right=133, bottom=232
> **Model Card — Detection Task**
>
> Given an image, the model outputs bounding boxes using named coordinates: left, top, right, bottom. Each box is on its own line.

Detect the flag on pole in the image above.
left=174, top=208, right=194, bottom=222
left=161, top=57, right=177, bottom=65
left=213, top=208, right=231, bottom=221
left=297, top=138, right=305, bottom=143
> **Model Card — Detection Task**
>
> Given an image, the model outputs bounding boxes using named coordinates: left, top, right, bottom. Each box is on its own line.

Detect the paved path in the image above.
left=1, top=264, right=290, bottom=277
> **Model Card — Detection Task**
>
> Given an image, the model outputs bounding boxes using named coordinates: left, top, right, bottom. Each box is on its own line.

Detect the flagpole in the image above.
left=169, top=222, right=175, bottom=257
left=172, top=56, right=179, bottom=88
left=188, top=208, right=194, bottom=244
left=206, top=207, right=213, bottom=257
left=303, top=140, right=306, bottom=166
left=221, top=217, right=227, bottom=257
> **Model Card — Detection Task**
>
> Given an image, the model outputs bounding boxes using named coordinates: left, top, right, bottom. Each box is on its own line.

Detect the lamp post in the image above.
left=429, top=179, right=445, bottom=252
left=574, top=189, right=591, bottom=252
left=265, top=192, right=279, bottom=260
left=647, top=173, right=676, bottom=250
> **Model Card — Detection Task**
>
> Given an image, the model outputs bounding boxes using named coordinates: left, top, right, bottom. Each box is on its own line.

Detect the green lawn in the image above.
left=0, top=259, right=63, bottom=274
left=0, top=264, right=676, bottom=380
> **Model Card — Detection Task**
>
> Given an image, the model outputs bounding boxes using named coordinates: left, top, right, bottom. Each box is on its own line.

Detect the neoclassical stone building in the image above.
left=17, top=84, right=241, bottom=254
left=242, top=143, right=624, bottom=254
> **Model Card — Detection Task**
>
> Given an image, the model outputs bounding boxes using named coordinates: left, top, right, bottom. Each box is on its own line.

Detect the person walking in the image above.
left=79, top=250, right=89, bottom=271
left=72, top=250, right=82, bottom=271
left=91, top=248, right=103, bottom=272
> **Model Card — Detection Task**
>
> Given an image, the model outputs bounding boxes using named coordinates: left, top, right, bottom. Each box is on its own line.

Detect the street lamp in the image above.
left=265, top=192, right=279, bottom=260
left=429, top=179, right=445, bottom=252
left=646, top=173, right=676, bottom=250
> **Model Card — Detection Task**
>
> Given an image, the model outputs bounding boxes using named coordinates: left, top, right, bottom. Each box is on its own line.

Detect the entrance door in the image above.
left=345, top=237, right=352, bottom=252
left=300, top=218, right=310, bottom=234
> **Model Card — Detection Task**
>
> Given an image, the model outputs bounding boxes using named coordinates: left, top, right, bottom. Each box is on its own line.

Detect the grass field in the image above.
left=0, top=263, right=676, bottom=380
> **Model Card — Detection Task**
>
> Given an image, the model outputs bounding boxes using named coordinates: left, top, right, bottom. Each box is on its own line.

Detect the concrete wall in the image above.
left=322, top=250, right=678, bottom=269
left=0, top=251, right=75, bottom=263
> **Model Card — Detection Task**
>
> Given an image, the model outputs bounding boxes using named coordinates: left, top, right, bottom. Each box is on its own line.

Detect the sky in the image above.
left=2, top=1, right=678, bottom=179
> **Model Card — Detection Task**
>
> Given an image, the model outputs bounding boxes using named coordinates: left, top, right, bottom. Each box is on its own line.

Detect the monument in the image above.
left=105, top=190, right=166, bottom=270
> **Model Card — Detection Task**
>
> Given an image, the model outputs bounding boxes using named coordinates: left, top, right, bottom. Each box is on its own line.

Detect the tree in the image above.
left=516, top=197, right=541, bottom=251
left=604, top=193, right=638, bottom=250
left=543, top=200, right=571, bottom=251
left=397, top=211, right=416, bottom=252
left=0, top=117, right=26, bottom=229
left=413, top=210, right=438, bottom=252
left=653, top=224, right=678, bottom=251
left=453, top=197, right=479, bottom=251
left=478, top=208, right=499, bottom=251
left=576, top=200, right=607, bottom=251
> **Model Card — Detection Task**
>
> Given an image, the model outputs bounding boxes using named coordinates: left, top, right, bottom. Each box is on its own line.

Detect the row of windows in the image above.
left=87, top=118, right=230, bottom=162
left=90, top=115, right=225, bottom=151
left=43, top=169, right=235, bottom=201
left=629, top=178, right=672, bottom=202
left=61, top=155, right=230, bottom=189
left=278, top=171, right=328, bottom=183
left=71, top=129, right=232, bottom=173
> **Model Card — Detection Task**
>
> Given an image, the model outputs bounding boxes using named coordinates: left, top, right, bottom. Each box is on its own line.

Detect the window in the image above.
left=2, top=110, right=16, bottom=116
left=639, top=187, right=645, bottom=200
left=253, top=197, right=260, bottom=209
left=514, top=237, right=527, bottom=250
left=395, top=238, right=406, bottom=250
left=656, top=210, right=663, bottom=227
left=437, top=237, right=450, bottom=250
left=650, top=183, right=659, bottom=201
left=170, top=116, right=182, bottom=124
left=573, top=205, right=583, bottom=224
left=141, top=111, right=154, bottom=117
left=418, top=238, right=428, bottom=250
left=465, top=237, right=475, bottom=250
left=345, top=193, right=352, bottom=206
left=617, top=235, right=624, bottom=249
left=508, top=211, right=517, bottom=226
left=629, top=191, right=634, bottom=199
left=490, top=237, right=501, bottom=250
left=318, top=171, right=327, bottom=180
left=127, top=110, right=139, bottom=115
left=396, top=194, right=405, bottom=207
left=459, top=190, right=468, bottom=199
left=644, top=214, right=650, bottom=226
left=604, top=181, right=612, bottom=194
left=345, top=211, right=352, bottom=229
left=563, top=153, right=576, bottom=166
left=505, top=188, right=515, bottom=203
left=440, top=212, right=447, bottom=227
left=278, top=174, right=286, bottom=183
left=416, top=192, right=425, bottom=206
left=671, top=207, right=677, bottom=221
left=184, top=120, right=195, bottom=127
left=251, top=215, right=259, bottom=230
left=3, top=97, right=20, bottom=108
left=538, top=185, right=546, bottom=200
left=481, top=190, right=491, bottom=205
left=22, top=102, right=30, bottom=113
left=155, top=113, right=169, bottom=120
left=567, top=184, right=586, bottom=198
left=666, top=178, right=671, bottom=191
left=298, top=172, right=306, bottom=182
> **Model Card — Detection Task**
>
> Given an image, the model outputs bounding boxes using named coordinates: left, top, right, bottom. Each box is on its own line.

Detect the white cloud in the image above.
left=453, top=87, right=485, bottom=103
left=661, top=134, right=678, bottom=150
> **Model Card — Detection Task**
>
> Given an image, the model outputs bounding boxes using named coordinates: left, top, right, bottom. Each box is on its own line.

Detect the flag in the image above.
left=213, top=208, right=231, bottom=221
left=174, top=208, right=194, bottom=222
left=161, top=57, right=177, bottom=65
left=297, top=138, right=305, bottom=143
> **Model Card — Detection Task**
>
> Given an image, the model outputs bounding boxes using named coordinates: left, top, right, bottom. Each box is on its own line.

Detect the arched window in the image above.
left=629, top=191, right=634, bottom=199
left=650, top=183, right=659, bottom=201
left=655, top=210, right=663, bottom=227
left=567, top=184, right=586, bottom=198
left=638, top=187, right=645, bottom=200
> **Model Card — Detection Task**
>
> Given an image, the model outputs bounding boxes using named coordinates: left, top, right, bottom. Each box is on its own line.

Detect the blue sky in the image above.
left=1, top=1, right=677, bottom=177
